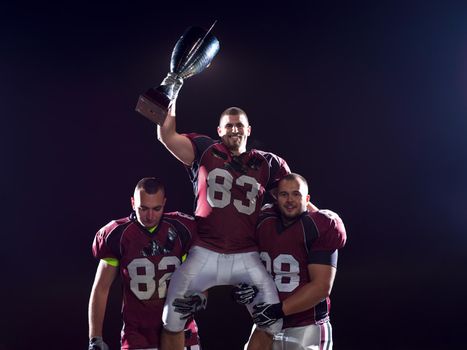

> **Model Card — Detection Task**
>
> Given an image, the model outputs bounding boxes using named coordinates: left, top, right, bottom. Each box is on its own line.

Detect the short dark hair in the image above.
left=219, top=107, right=249, bottom=125
left=280, top=173, right=309, bottom=192
left=135, top=177, right=165, bottom=195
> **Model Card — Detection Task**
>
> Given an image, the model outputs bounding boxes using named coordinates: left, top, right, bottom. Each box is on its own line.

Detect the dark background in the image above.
left=2, top=0, right=467, bottom=349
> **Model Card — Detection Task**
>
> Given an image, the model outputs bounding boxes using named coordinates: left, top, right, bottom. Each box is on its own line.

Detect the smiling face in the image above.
left=217, top=113, right=251, bottom=155
left=131, top=189, right=166, bottom=229
left=277, top=177, right=310, bottom=224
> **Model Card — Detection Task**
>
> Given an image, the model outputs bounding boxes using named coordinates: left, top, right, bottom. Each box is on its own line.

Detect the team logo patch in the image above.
left=141, top=228, right=178, bottom=256
left=211, top=148, right=262, bottom=174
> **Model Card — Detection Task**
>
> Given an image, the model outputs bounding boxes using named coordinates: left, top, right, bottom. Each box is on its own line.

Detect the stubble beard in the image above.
left=223, top=135, right=245, bottom=153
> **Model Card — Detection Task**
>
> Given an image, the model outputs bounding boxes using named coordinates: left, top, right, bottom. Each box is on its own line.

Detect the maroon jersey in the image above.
left=92, top=212, right=198, bottom=349
left=256, top=207, right=347, bottom=328
left=185, top=133, right=290, bottom=253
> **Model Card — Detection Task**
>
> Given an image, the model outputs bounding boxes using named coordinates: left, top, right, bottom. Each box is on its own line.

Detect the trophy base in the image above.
left=135, top=88, right=171, bottom=126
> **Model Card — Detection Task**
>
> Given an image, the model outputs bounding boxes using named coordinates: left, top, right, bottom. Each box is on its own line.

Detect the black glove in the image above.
left=173, top=291, right=207, bottom=320
left=89, top=336, right=109, bottom=350
left=232, top=283, right=258, bottom=305
left=252, top=302, right=284, bottom=327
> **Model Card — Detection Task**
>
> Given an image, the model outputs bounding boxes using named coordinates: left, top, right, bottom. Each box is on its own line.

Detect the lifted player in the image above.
left=157, top=102, right=290, bottom=350
left=239, top=173, right=347, bottom=349
left=88, top=177, right=199, bottom=350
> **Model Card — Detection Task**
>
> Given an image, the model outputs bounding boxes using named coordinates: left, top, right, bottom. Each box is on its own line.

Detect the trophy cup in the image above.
left=135, top=22, right=220, bottom=125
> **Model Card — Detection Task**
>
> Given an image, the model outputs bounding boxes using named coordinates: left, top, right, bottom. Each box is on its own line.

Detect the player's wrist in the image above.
left=89, top=336, right=109, bottom=350
left=272, top=302, right=285, bottom=318
left=252, top=301, right=285, bottom=327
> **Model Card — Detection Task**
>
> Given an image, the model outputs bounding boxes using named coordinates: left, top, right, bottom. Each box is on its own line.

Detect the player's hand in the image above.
left=307, top=201, right=319, bottom=212
left=252, top=302, right=284, bottom=327
left=232, top=283, right=258, bottom=305
left=173, top=291, right=207, bottom=320
left=88, top=336, right=109, bottom=350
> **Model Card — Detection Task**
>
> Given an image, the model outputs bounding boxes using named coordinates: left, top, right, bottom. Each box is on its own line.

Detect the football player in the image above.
left=88, top=177, right=199, bottom=350
left=238, top=173, right=347, bottom=349
left=157, top=101, right=290, bottom=350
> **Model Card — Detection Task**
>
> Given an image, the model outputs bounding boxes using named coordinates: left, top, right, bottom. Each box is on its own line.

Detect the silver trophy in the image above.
left=135, top=22, right=220, bottom=125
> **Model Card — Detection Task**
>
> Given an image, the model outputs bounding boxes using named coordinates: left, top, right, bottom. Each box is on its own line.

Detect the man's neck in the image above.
left=280, top=211, right=306, bottom=227
left=230, top=147, right=247, bottom=156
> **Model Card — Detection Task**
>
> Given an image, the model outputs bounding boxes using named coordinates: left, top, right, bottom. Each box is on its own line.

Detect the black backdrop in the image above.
left=2, top=1, right=467, bottom=349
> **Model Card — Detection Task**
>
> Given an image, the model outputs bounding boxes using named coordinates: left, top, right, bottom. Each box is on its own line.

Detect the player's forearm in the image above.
left=157, top=103, right=177, bottom=144
left=156, top=102, right=195, bottom=166
left=88, top=288, right=110, bottom=337
left=281, top=280, right=332, bottom=316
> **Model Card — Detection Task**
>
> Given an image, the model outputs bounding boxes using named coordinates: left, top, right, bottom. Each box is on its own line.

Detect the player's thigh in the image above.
left=237, top=252, right=283, bottom=334
left=170, top=246, right=218, bottom=294
left=273, top=323, right=333, bottom=350
left=183, top=246, right=220, bottom=291
left=237, top=252, right=279, bottom=303
left=163, top=247, right=218, bottom=332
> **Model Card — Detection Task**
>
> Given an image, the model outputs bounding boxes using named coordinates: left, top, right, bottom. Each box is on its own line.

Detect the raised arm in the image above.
left=157, top=100, right=195, bottom=166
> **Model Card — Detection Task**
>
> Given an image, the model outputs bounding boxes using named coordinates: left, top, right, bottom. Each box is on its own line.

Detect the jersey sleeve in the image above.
left=177, top=212, right=198, bottom=253
left=183, top=133, right=215, bottom=163
left=308, top=210, right=347, bottom=267
left=92, top=224, right=118, bottom=260
left=167, top=212, right=198, bottom=254
left=183, top=133, right=216, bottom=184
left=265, top=153, right=291, bottom=191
